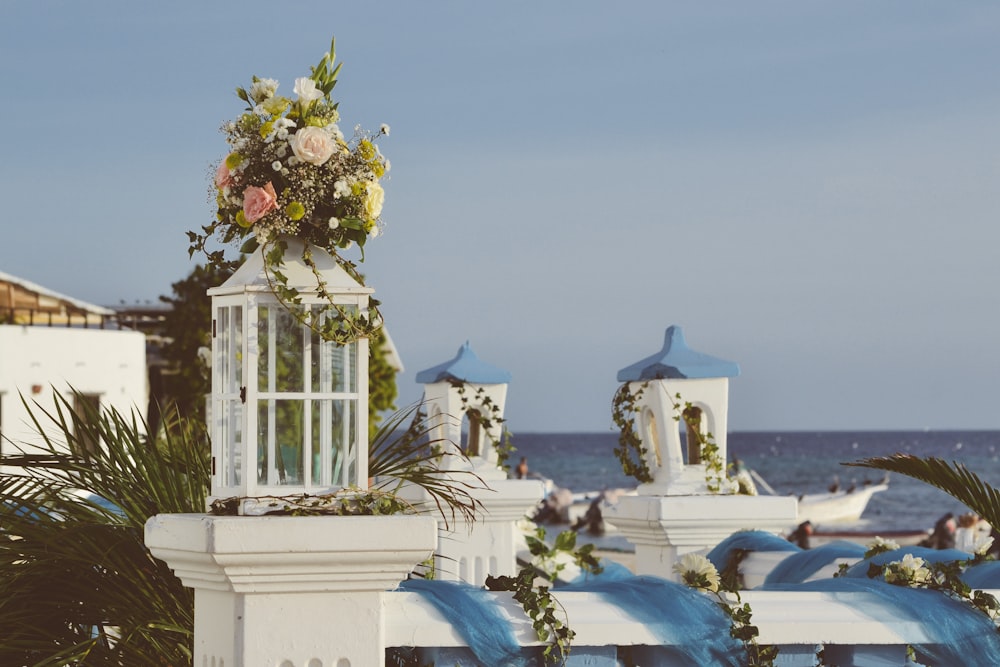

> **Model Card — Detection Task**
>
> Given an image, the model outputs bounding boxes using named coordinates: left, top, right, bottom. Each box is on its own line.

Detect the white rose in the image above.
left=364, top=181, right=384, bottom=219
left=249, top=78, right=279, bottom=103
left=289, top=127, right=335, bottom=166
left=294, top=77, right=324, bottom=104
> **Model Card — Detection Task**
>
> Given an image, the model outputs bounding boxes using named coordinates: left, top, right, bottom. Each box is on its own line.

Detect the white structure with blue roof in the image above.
left=414, top=341, right=512, bottom=477
left=616, top=324, right=741, bottom=496
left=606, top=326, right=797, bottom=579
left=409, top=342, right=545, bottom=586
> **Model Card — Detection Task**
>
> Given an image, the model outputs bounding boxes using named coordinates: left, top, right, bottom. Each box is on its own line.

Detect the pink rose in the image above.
left=243, top=182, right=278, bottom=223
left=215, top=161, right=233, bottom=189
left=289, top=126, right=335, bottom=166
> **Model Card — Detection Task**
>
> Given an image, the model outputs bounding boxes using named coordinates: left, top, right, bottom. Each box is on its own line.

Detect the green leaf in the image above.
left=239, top=237, right=260, bottom=254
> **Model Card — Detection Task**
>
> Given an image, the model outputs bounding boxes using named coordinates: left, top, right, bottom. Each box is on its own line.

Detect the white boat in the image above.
left=749, top=470, right=889, bottom=526
left=536, top=471, right=889, bottom=536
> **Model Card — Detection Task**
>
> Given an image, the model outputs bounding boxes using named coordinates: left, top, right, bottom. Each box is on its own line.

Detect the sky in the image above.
left=2, top=2, right=999, bottom=433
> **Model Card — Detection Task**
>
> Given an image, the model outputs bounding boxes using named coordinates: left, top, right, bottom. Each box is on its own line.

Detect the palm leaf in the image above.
left=847, top=454, right=1000, bottom=528
left=0, top=391, right=205, bottom=665
left=369, top=402, right=486, bottom=529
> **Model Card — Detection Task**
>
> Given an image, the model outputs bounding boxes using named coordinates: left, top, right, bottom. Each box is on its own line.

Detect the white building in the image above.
left=0, top=271, right=148, bottom=459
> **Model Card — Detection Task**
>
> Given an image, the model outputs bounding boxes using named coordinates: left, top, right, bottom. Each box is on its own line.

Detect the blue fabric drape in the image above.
left=764, top=540, right=866, bottom=585
left=558, top=574, right=745, bottom=667
left=398, top=578, right=530, bottom=666
left=961, top=561, right=1000, bottom=589
left=705, top=529, right=800, bottom=572
left=763, top=576, right=1000, bottom=666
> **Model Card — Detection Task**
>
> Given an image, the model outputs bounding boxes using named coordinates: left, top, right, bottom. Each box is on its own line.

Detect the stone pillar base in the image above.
left=605, top=494, right=798, bottom=579
left=145, top=513, right=437, bottom=667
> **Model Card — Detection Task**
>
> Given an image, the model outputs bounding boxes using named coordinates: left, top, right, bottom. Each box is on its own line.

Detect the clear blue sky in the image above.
left=2, top=2, right=999, bottom=432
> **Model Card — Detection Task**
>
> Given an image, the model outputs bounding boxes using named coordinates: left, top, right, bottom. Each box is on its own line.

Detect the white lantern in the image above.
left=207, top=238, right=371, bottom=502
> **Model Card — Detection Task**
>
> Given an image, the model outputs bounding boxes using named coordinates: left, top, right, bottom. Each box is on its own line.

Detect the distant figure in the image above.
left=789, top=521, right=813, bottom=549
left=516, top=457, right=529, bottom=479
left=533, top=486, right=574, bottom=524
left=920, top=512, right=957, bottom=550
left=828, top=476, right=840, bottom=494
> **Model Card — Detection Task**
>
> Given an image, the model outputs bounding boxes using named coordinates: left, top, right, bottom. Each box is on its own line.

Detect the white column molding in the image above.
left=145, top=513, right=437, bottom=667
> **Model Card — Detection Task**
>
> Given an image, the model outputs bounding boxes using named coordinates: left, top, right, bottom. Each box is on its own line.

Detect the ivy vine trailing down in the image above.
left=188, top=35, right=390, bottom=344
left=674, top=552, right=779, bottom=667
left=452, top=380, right=516, bottom=472
left=485, top=527, right=603, bottom=664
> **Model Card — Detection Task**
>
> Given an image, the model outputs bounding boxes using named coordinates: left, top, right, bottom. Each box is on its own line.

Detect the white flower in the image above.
left=275, top=145, right=287, bottom=158
left=333, top=179, right=350, bottom=198
left=868, top=536, right=900, bottom=553
left=294, top=77, right=324, bottom=104
left=363, top=181, right=384, bottom=219
left=271, top=161, right=282, bottom=171
left=249, top=78, right=279, bottom=103
left=380, top=123, right=391, bottom=136
left=974, top=535, right=995, bottom=556
left=886, top=553, right=932, bottom=586
left=328, top=217, right=340, bottom=229
left=673, top=553, right=720, bottom=593
left=289, top=126, right=336, bottom=166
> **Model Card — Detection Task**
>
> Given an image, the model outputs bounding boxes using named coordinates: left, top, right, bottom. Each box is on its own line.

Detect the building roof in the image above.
left=415, top=341, right=511, bottom=384
left=0, top=270, right=114, bottom=326
left=617, top=325, right=740, bottom=381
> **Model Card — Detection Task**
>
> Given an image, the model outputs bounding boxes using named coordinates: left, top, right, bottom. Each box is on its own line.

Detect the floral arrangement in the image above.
left=189, top=37, right=389, bottom=343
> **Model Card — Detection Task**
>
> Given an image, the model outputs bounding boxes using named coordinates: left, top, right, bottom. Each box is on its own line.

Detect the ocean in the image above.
left=511, top=430, right=1000, bottom=535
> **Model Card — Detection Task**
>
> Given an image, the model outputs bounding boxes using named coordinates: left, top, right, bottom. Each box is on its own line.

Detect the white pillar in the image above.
left=606, top=494, right=798, bottom=580
left=145, top=513, right=437, bottom=667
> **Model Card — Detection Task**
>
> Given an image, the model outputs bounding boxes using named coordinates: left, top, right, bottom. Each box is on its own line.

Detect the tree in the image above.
left=157, top=263, right=233, bottom=423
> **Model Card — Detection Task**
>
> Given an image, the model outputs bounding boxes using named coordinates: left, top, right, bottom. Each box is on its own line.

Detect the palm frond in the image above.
left=847, top=454, right=1000, bottom=528
left=369, top=402, right=487, bottom=529
left=0, top=391, right=205, bottom=665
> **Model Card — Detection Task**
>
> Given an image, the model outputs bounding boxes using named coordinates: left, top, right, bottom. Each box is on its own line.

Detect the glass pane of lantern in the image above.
left=256, top=398, right=306, bottom=486
left=218, top=399, right=243, bottom=486
left=310, top=316, right=358, bottom=393
left=312, top=398, right=356, bottom=486
left=258, top=305, right=305, bottom=393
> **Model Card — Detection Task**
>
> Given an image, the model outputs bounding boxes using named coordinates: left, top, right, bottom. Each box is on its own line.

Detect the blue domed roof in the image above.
left=415, top=341, right=512, bottom=384
left=617, top=326, right=740, bottom=381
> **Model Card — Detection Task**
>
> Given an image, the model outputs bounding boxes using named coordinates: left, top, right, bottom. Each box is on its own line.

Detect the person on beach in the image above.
left=516, top=457, right=529, bottom=479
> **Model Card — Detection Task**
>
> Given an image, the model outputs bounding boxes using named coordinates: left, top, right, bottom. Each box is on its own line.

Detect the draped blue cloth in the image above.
left=961, top=561, right=1000, bottom=589
left=402, top=568, right=744, bottom=667
left=762, top=576, right=1000, bottom=666
left=764, top=540, right=866, bottom=585
left=398, top=578, right=530, bottom=666
left=705, top=529, right=800, bottom=572
left=557, top=574, right=745, bottom=666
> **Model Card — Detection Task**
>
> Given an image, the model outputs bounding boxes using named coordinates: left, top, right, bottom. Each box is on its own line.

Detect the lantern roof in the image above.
left=208, top=237, right=373, bottom=296
left=617, top=325, right=740, bottom=381
left=415, top=341, right=512, bottom=384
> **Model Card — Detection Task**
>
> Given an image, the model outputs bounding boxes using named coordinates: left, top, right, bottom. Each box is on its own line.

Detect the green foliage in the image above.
left=158, top=262, right=234, bottom=421
left=485, top=527, right=603, bottom=664
left=611, top=382, right=653, bottom=483
left=848, top=453, right=1000, bottom=531
left=0, top=392, right=210, bottom=665
left=369, top=327, right=399, bottom=439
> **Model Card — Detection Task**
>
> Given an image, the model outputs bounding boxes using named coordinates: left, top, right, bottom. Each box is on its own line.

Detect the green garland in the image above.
left=486, top=527, right=602, bottom=664
left=611, top=382, right=653, bottom=483
left=452, top=380, right=516, bottom=472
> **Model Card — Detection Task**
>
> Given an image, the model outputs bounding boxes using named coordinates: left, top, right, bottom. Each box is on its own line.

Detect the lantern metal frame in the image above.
left=207, top=240, right=371, bottom=501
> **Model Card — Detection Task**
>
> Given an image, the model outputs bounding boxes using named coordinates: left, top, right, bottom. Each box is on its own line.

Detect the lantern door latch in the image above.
left=240, top=386, right=246, bottom=403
